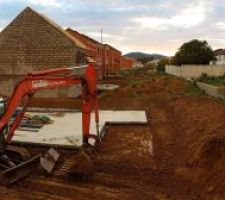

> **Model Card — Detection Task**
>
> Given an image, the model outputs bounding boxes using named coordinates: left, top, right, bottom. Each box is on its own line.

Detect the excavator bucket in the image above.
left=0, top=145, right=41, bottom=185
left=67, top=148, right=94, bottom=181
left=0, top=154, right=41, bottom=185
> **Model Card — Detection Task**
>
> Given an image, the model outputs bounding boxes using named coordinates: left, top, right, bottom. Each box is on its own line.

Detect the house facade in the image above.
left=66, top=28, right=105, bottom=78
left=121, top=56, right=136, bottom=69
left=210, top=49, right=225, bottom=65
left=0, top=7, right=86, bottom=98
left=67, top=28, right=135, bottom=76
left=103, top=44, right=122, bottom=75
left=0, top=6, right=135, bottom=100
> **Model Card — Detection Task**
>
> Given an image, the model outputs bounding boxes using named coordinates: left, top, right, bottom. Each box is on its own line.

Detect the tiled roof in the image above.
left=214, top=49, right=225, bottom=56
left=66, top=28, right=102, bottom=46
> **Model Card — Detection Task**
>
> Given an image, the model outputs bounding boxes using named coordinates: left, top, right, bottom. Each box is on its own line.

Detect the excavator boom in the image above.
left=0, top=63, right=99, bottom=185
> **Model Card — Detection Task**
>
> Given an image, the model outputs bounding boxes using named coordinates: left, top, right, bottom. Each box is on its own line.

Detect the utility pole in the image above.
left=101, top=28, right=103, bottom=44
left=101, top=28, right=106, bottom=78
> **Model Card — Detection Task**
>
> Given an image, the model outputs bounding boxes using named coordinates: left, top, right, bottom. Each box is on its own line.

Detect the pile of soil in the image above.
left=167, top=96, right=225, bottom=194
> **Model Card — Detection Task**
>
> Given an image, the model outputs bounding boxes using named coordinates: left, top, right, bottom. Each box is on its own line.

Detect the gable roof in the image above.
left=214, top=49, right=225, bottom=56
left=1, top=7, right=86, bottom=49
left=66, top=28, right=122, bottom=54
left=66, top=28, right=102, bottom=46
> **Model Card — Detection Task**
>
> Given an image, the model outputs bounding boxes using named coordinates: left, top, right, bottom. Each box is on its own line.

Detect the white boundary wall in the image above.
left=166, top=65, right=225, bottom=79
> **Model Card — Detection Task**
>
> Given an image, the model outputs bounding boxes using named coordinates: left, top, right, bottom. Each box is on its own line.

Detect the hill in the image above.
left=124, top=52, right=166, bottom=61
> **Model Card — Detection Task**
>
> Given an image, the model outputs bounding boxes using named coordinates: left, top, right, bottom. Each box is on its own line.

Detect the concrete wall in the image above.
left=166, top=64, right=225, bottom=79
left=197, top=82, right=225, bottom=99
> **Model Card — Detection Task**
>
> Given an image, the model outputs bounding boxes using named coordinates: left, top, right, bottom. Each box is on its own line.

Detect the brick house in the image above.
left=0, top=7, right=86, bottom=98
left=67, top=28, right=126, bottom=76
left=66, top=28, right=104, bottom=78
left=103, top=44, right=122, bottom=75
left=121, top=56, right=136, bottom=69
left=210, top=49, right=225, bottom=65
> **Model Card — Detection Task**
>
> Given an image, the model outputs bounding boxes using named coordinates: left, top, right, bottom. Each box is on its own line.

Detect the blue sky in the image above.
left=0, top=0, right=224, bottom=56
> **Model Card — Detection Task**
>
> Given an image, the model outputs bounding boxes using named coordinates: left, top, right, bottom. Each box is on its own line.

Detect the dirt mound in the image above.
left=190, top=134, right=225, bottom=169
left=123, top=75, right=187, bottom=95
left=167, top=96, right=225, bottom=194
left=177, top=134, right=225, bottom=185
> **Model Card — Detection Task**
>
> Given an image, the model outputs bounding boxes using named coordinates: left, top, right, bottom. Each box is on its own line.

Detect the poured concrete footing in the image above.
left=12, top=111, right=148, bottom=148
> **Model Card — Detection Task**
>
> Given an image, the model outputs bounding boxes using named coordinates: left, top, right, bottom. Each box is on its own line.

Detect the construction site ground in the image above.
left=1, top=69, right=225, bottom=200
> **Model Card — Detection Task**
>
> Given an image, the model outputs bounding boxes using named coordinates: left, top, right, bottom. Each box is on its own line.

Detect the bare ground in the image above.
left=1, top=71, right=225, bottom=199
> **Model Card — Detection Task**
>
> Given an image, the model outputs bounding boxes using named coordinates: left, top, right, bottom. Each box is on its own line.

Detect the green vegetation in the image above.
left=156, top=58, right=170, bottom=73
left=185, top=82, right=206, bottom=96
left=124, top=52, right=166, bottom=64
left=129, top=80, right=139, bottom=88
left=32, top=115, right=51, bottom=124
left=120, top=69, right=138, bottom=76
left=216, top=98, right=225, bottom=106
left=128, top=79, right=149, bottom=88
left=172, top=39, right=215, bottom=65
left=120, top=66, right=153, bottom=76
left=195, top=73, right=225, bottom=86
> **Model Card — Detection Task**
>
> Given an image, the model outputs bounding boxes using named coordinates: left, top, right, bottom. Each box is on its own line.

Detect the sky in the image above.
left=0, top=0, right=225, bottom=56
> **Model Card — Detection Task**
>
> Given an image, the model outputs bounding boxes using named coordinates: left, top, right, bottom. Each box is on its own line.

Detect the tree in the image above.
left=173, top=39, right=215, bottom=65
left=156, top=58, right=170, bottom=72
left=137, top=56, right=154, bottom=64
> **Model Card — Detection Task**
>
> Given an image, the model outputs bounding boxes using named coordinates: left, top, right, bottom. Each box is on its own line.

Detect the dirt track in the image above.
left=1, top=71, right=225, bottom=199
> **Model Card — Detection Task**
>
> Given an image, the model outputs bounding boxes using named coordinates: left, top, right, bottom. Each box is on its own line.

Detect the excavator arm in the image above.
left=0, top=64, right=99, bottom=185
left=0, top=64, right=99, bottom=145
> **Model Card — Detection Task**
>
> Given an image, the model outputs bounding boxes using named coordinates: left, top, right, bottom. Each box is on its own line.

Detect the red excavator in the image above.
left=0, top=63, right=99, bottom=185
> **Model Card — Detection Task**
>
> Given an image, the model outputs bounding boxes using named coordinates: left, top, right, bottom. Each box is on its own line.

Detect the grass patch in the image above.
left=216, top=98, right=225, bottom=106
left=185, top=82, right=206, bottom=96
left=128, top=77, right=152, bottom=89
left=195, top=73, right=225, bottom=87
left=120, top=68, right=140, bottom=76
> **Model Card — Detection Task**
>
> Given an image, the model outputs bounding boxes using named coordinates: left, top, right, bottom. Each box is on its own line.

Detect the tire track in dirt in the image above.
left=149, top=98, right=177, bottom=173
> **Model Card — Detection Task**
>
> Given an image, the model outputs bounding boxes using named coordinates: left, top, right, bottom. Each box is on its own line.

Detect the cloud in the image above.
left=215, top=22, right=225, bottom=30
left=133, top=1, right=208, bottom=29
left=28, top=0, right=62, bottom=7
left=0, top=0, right=224, bottom=56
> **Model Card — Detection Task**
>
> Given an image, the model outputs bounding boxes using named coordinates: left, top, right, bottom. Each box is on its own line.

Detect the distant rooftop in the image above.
left=214, top=49, right=225, bottom=56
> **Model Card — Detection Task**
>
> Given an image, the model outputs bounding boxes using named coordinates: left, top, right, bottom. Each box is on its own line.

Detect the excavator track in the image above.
left=0, top=145, right=41, bottom=185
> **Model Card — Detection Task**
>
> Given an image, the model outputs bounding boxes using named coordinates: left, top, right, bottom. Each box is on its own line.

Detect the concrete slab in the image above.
left=12, top=111, right=147, bottom=147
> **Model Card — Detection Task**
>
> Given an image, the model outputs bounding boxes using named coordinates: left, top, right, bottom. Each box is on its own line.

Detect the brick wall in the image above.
left=66, top=29, right=125, bottom=77
left=0, top=7, right=86, bottom=98
left=66, top=28, right=104, bottom=78
left=121, top=56, right=135, bottom=69
left=103, top=44, right=122, bottom=75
